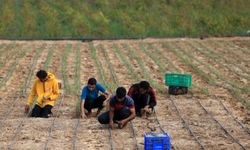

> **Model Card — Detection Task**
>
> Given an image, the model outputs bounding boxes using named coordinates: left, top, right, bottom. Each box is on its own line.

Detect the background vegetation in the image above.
left=0, top=0, right=249, bottom=38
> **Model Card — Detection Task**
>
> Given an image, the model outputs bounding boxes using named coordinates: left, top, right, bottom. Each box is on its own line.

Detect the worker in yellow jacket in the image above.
left=24, top=70, right=59, bottom=118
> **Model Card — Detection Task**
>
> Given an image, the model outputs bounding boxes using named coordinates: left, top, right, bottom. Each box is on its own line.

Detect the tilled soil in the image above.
left=0, top=38, right=249, bottom=150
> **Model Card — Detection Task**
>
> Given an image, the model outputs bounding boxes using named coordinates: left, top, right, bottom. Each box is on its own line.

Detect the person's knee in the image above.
left=99, top=95, right=106, bottom=101
left=84, top=104, right=92, bottom=112
left=42, top=105, right=53, bottom=118
left=84, top=99, right=93, bottom=111
left=98, top=115, right=106, bottom=124
left=96, top=95, right=106, bottom=110
left=98, top=113, right=109, bottom=124
left=31, top=111, right=39, bottom=117
left=31, top=105, right=41, bottom=117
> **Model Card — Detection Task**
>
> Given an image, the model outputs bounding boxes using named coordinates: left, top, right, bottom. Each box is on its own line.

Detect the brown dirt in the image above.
left=0, top=38, right=249, bottom=150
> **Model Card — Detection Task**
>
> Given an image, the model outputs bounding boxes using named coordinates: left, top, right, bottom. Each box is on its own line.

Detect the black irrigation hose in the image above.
left=0, top=45, right=30, bottom=88
left=188, top=92, right=247, bottom=150
left=43, top=94, right=65, bottom=150
left=6, top=45, right=47, bottom=149
left=0, top=37, right=144, bottom=42
left=0, top=34, right=249, bottom=42
left=7, top=102, right=37, bottom=150
left=184, top=41, right=250, bottom=120
left=21, top=44, right=46, bottom=96
left=212, top=95, right=250, bottom=136
left=140, top=41, right=243, bottom=148
left=44, top=44, right=72, bottom=149
left=139, top=42, right=177, bottom=149
left=0, top=45, right=39, bottom=131
left=152, top=109, right=177, bottom=150
left=72, top=46, right=82, bottom=150
left=112, top=43, right=178, bottom=149
left=108, top=128, right=115, bottom=150
left=72, top=117, right=80, bottom=150
left=0, top=43, right=18, bottom=70
left=164, top=41, right=248, bottom=149
left=0, top=96, right=21, bottom=131
left=168, top=95, right=206, bottom=150
left=89, top=43, right=115, bottom=150
left=102, top=46, right=139, bottom=150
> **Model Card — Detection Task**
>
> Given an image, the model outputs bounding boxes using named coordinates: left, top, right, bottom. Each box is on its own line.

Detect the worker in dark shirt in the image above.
left=128, top=81, right=156, bottom=118
left=98, top=87, right=136, bottom=129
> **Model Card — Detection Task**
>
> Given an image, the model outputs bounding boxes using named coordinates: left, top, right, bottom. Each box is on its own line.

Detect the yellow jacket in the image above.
left=27, top=72, right=59, bottom=108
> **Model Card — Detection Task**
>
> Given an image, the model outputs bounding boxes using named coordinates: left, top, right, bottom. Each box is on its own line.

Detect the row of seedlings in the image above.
left=185, top=41, right=250, bottom=82
left=160, top=41, right=248, bottom=149
left=101, top=43, right=139, bottom=150
left=228, top=40, right=250, bottom=56
left=43, top=44, right=72, bottom=150
left=0, top=44, right=44, bottom=133
left=172, top=40, right=249, bottom=133
left=1, top=43, right=47, bottom=149
left=89, top=42, right=115, bottom=150
left=72, top=43, right=83, bottom=150
left=0, top=43, right=17, bottom=69
left=72, top=42, right=111, bottom=149
left=0, top=44, right=31, bottom=89
left=139, top=42, right=205, bottom=149
left=140, top=42, right=236, bottom=149
left=183, top=40, right=250, bottom=134
left=131, top=42, right=204, bottom=149
left=208, top=40, right=250, bottom=76
left=113, top=42, right=178, bottom=149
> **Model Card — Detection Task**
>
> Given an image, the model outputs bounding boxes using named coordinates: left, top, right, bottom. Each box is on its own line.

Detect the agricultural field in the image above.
left=0, top=37, right=249, bottom=150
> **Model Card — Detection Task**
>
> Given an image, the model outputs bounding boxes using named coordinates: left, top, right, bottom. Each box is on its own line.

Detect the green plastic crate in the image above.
left=165, top=73, right=192, bottom=87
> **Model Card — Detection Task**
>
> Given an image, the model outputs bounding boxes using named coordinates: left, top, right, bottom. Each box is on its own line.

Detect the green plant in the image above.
left=163, top=42, right=248, bottom=108
left=0, top=43, right=17, bottom=69
left=74, top=43, right=81, bottom=114
left=0, top=45, right=30, bottom=88
left=122, top=43, right=165, bottom=94
left=61, top=44, right=72, bottom=94
left=1, top=0, right=250, bottom=38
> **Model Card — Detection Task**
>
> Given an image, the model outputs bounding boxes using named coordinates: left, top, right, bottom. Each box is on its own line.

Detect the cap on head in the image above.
left=116, top=87, right=126, bottom=99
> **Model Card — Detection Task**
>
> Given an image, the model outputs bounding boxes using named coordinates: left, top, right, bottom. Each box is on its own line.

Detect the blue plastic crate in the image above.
left=144, top=132, right=171, bottom=150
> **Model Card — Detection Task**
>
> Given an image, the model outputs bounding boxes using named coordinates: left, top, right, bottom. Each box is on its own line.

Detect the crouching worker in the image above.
left=80, top=78, right=111, bottom=118
left=128, top=81, right=156, bottom=118
left=24, top=70, right=59, bottom=118
left=98, top=87, right=136, bottom=129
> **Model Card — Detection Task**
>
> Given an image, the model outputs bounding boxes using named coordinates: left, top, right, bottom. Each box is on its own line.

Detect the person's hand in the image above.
left=109, top=121, right=114, bottom=129
left=84, top=109, right=89, bottom=114
left=95, top=109, right=101, bottom=117
left=81, top=109, right=89, bottom=118
left=144, top=105, right=151, bottom=113
left=36, top=96, right=43, bottom=105
left=141, top=106, right=149, bottom=119
left=117, top=120, right=127, bottom=129
left=81, top=112, right=87, bottom=119
left=42, top=97, right=47, bottom=103
left=24, top=104, right=30, bottom=113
